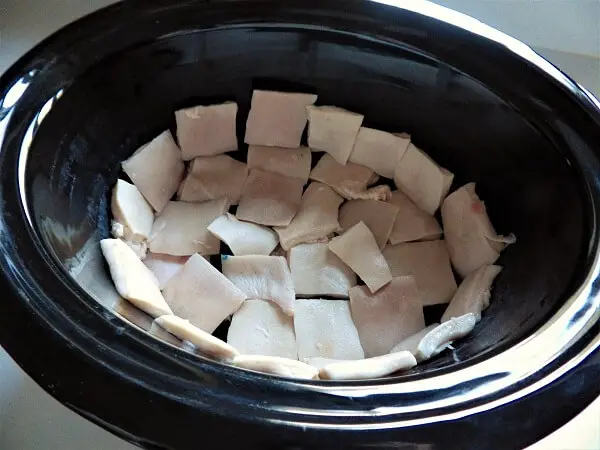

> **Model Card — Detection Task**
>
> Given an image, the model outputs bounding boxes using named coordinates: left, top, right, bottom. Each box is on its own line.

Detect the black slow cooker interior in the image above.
left=24, top=24, right=586, bottom=374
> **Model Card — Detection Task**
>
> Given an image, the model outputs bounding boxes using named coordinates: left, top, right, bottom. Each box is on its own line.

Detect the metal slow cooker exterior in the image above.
left=0, top=1, right=599, bottom=449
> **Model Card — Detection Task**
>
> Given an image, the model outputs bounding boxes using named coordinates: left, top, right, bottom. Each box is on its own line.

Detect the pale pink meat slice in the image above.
left=349, top=127, right=411, bottom=178
left=178, top=155, right=248, bottom=205
left=155, top=315, right=240, bottom=361
left=162, top=253, right=247, bottom=333
left=207, top=213, right=279, bottom=256
left=236, top=169, right=305, bottom=227
left=441, top=183, right=516, bottom=277
left=318, top=351, right=417, bottom=380
left=122, top=130, right=185, bottom=213
left=111, top=179, right=154, bottom=243
left=349, top=276, right=425, bottom=357
left=329, top=222, right=392, bottom=293
left=245, top=91, right=318, bottom=148
left=232, top=355, right=319, bottom=379
left=389, top=324, right=444, bottom=359
left=227, top=299, right=297, bottom=359
left=393, top=143, right=454, bottom=215
left=288, top=243, right=356, bottom=298
left=221, top=255, right=295, bottom=316
left=338, top=199, right=400, bottom=249
left=441, top=265, right=502, bottom=322
left=307, top=106, right=364, bottom=164
left=388, top=190, right=442, bottom=244
left=309, top=154, right=374, bottom=200
left=143, top=252, right=190, bottom=290
left=294, top=299, right=364, bottom=360
left=247, top=145, right=312, bottom=182
left=149, top=198, right=230, bottom=256
left=274, top=182, right=343, bottom=250
left=414, top=314, right=477, bottom=362
left=100, top=239, right=173, bottom=318
left=175, top=102, right=238, bottom=159
left=383, top=240, right=457, bottom=305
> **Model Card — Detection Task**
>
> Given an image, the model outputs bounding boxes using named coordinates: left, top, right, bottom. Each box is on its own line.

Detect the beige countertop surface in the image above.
left=0, top=1, right=599, bottom=449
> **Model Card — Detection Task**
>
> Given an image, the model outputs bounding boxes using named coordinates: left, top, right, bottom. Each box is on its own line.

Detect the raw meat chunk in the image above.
left=349, top=276, right=425, bottom=357
left=388, top=190, right=442, bottom=244
left=294, top=299, right=364, bottom=360
left=338, top=199, right=400, bottom=249
left=149, top=198, right=230, bottom=256
left=383, top=240, right=457, bottom=305
left=414, top=313, right=477, bottom=362
left=247, top=145, right=312, bottom=182
left=329, top=222, right=392, bottom=293
left=100, top=239, right=173, bottom=318
left=274, top=182, right=343, bottom=250
left=441, top=183, right=516, bottom=277
left=122, top=130, right=185, bottom=213
left=393, top=143, right=454, bottom=215
left=389, top=324, right=443, bottom=358
left=178, top=155, right=248, bottom=205
left=155, top=315, right=239, bottom=361
left=232, top=355, right=319, bottom=379
left=309, top=154, right=374, bottom=200
left=111, top=179, right=154, bottom=243
left=162, top=253, right=247, bottom=333
left=307, top=106, right=364, bottom=164
left=236, top=169, right=305, bottom=227
left=288, top=243, right=356, bottom=298
left=245, top=91, right=317, bottom=148
left=175, top=102, right=238, bottom=159
left=221, top=255, right=295, bottom=316
left=143, top=252, right=189, bottom=289
left=318, top=351, right=417, bottom=380
left=441, top=265, right=502, bottom=322
left=207, top=213, right=279, bottom=256
left=349, top=127, right=410, bottom=178
left=227, top=299, right=297, bottom=359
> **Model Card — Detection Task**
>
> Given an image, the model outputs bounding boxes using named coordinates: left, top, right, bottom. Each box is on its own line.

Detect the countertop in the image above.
left=0, top=1, right=599, bottom=449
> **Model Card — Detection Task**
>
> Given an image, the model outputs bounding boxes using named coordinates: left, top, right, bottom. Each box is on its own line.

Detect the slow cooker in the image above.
left=0, top=1, right=599, bottom=448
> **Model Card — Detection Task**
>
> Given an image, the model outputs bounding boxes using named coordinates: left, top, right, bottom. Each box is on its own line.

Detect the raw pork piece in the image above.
left=221, top=255, right=295, bottom=316
left=288, top=243, right=356, bottom=298
left=307, top=106, right=364, bottom=164
left=441, top=265, right=502, bottom=322
left=175, top=102, right=238, bottom=159
left=349, top=127, right=411, bottom=178
left=100, top=239, right=173, bottom=318
left=338, top=199, right=400, bottom=249
left=227, top=299, right=297, bottom=359
left=162, top=253, right=247, bottom=333
left=122, top=130, right=185, bottom=213
left=309, top=154, right=374, bottom=200
left=318, top=351, right=417, bottom=380
left=383, top=240, right=457, bottom=305
left=236, top=169, right=305, bottom=227
left=178, top=155, right=248, bottom=205
left=232, top=355, right=319, bottom=379
left=389, top=324, right=443, bottom=358
left=441, top=183, right=516, bottom=277
left=245, top=91, right=318, bottom=148
left=349, top=276, right=425, bottom=357
left=207, top=213, right=279, bottom=256
left=155, top=315, right=239, bottom=361
left=414, top=313, right=477, bottom=362
left=143, top=252, right=189, bottom=290
left=388, top=190, right=442, bottom=244
left=294, top=299, right=364, bottom=360
left=149, top=198, right=230, bottom=256
left=329, top=222, right=392, bottom=293
left=274, top=182, right=343, bottom=250
left=393, top=143, right=454, bottom=215
left=247, top=145, right=312, bottom=182
left=111, top=179, right=154, bottom=243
